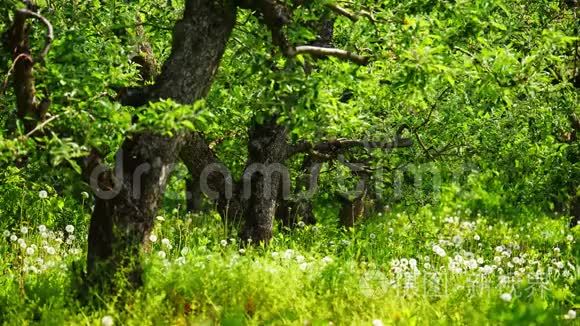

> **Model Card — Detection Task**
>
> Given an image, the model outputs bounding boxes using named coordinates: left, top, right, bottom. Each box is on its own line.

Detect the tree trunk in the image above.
left=85, top=0, right=237, bottom=291
left=241, top=120, right=290, bottom=243
left=277, top=154, right=321, bottom=227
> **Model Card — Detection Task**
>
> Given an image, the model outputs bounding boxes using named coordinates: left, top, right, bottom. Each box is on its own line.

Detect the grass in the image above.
left=0, top=206, right=578, bottom=325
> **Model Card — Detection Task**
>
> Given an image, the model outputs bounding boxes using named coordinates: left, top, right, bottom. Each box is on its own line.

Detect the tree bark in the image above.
left=85, top=0, right=237, bottom=291
left=241, top=120, right=290, bottom=243
left=276, top=154, right=321, bottom=227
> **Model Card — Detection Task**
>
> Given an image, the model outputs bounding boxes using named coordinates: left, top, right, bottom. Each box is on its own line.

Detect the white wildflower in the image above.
left=38, top=225, right=47, bottom=233
left=148, top=234, right=158, bottom=242
left=473, top=234, right=480, bottom=241
left=566, top=235, right=574, bottom=242
left=157, top=251, right=166, bottom=259
left=297, top=221, right=305, bottom=228
left=299, top=262, right=309, bottom=271
left=3, top=230, right=11, bottom=237
left=553, top=247, right=560, bottom=253
left=46, top=247, right=56, bottom=255
left=220, top=239, right=228, bottom=247
left=239, top=248, right=246, bottom=254
left=101, top=315, right=114, bottom=326
left=81, top=191, right=90, bottom=199
left=271, top=251, right=279, bottom=258
left=65, top=225, right=74, bottom=233
left=500, top=293, right=512, bottom=302
left=432, top=245, right=446, bottom=257
left=9, top=234, right=17, bottom=241
left=155, top=215, right=165, bottom=221
left=295, top=255, right=305, bottom=263
left=20, top=226, right=28, bottom=234
left=175, top=257, right=186, bottom=266
left=322, top=256, right=333, bottom=264
left=38, top=190, right=48, bottom=199
left=369, top=233, right=376, bottom=240
left=26, top=247, right=35, bottom=255
left=161, top=238, right=172, bottom=249
left=180, top=247, right=190, bottom=256
left=564, top=310, right=576, bottom=320
left=283, top=249, right=294, bottom=259
left=372, top=320, right=384, bottom=326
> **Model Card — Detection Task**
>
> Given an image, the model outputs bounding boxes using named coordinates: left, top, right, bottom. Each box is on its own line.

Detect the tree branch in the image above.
left=288, top=136, right=413, bottom=159
left=288, top=45, right=370, bottom=65
left=325, top=3, right=376, bottom=23
left=16, top=9, right=53, bottom=61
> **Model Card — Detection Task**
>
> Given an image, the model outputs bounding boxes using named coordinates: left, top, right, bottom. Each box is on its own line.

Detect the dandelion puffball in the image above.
left=500, top=293, right=512, bottom=302
left=65, top=225, right=75, bottom=233
left=101, top=315, right=114, bottom=326
left=38, top=190, right=48, bottom=199
left=148, top=234, right=158, bottom=242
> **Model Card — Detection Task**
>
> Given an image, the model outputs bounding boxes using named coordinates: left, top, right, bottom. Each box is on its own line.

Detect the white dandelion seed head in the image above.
left=101, top=315, right=114, bottom=326
left=564, top=310, right=576, bottom=320
left=432, top=245, right=446, bottom=257
left=500, top=293, right=512, bottom=302
left=26, top=247, right=35, bottom=255
left=283, top=249, right=294, bottom=259
left=38, top=225, right=47, bottom=233
left=322, top=256, right=333, bottom=264
left=239, top=248, right=246, bottom=254
left=148, top=234, right=158, bottom=242
left=473, top=234, right=480, bottom=241
left=155, top=215, right=165, bottom=221
left=3, top=230, right=11, bottom=237
left=297, top=221, right=305, bottom=228
left=157, top=251, right=166, bottom=259
left=180, top=247, right=190, bottom=256
left=65, top=225, right=74, bottom=233
left=220, top=239, right=228, bottom=247
left=161, top=238, right=171, bottom=248
left=20, top=226, right=28, bottom=234
left=295, top=255, right=305, bottom=263
left=38, top=190, right=48, bottom=199
left=372, top=320, right=384, bottom=326
left=271, top=251, right=279, bottom=258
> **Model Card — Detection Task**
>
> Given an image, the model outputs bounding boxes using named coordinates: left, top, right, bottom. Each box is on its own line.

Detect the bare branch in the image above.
left=289, top=45, right=370, bottom=65
left=1, top=53, right=30, bottom=94
left=17, top=9, right=53, bottom=61
left=289, top=136, right=413, bottom=158
left=325, top=4, right=376, bottom=23
left=326, top=3, right=359, bottom=22
left=23, top=114, right=59, bottom=138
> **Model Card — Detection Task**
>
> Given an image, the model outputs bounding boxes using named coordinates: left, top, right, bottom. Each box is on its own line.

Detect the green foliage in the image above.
left=0, top=207, right=578, bottom=324
left=0, top=0, right=578, bottom=323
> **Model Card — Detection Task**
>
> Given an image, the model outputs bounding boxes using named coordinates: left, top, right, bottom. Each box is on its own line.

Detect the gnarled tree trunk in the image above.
left=241, top=120, right=290, bottom=243
left=85, top=0, right=237, bottom=291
